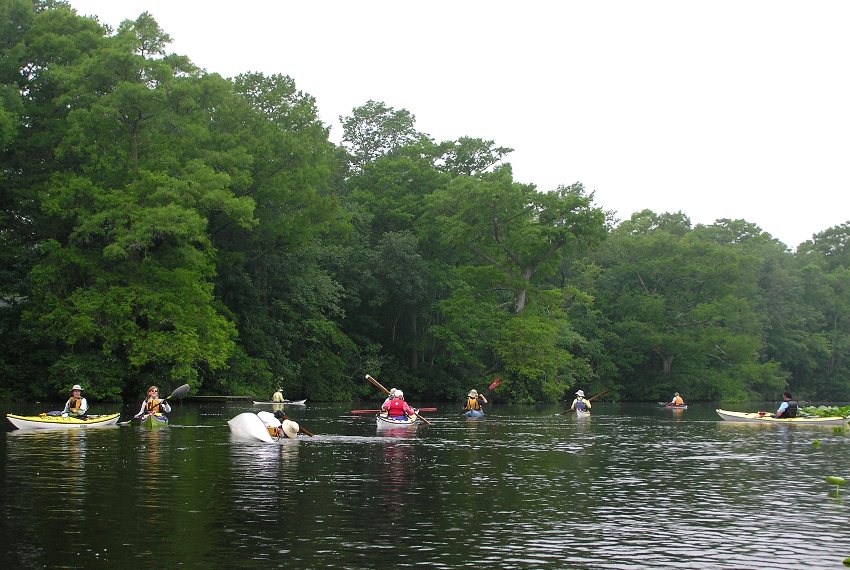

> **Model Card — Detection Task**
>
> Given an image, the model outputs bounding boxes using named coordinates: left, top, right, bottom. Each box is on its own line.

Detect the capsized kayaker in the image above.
left=382, top=390, right=416, bottom=419
left=134, top=385, right=171, bottom=420
left=271, top=389, right=285, bottom=403
left=61, top=384, right=88, bottom=418
left=670, top=392, right=684, bottom=406
left=271, top=410, right=301, bottom=438
left=464, top=389, right=488, bottom=413
left=571, top=390, right=591, bottom=413
left=775, top=391, right=798, bottom=418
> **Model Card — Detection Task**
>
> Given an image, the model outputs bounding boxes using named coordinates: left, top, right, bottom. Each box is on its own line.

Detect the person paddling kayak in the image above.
left=774, top=391, right=798, bottom=418
left=571, top=390, right=591, bottom=413
left=669, top=392, right=684, bottom=406
left=134, top=385, right=171, bottom=420
left=463, top=389, right=488, bottom=417
left=61, top=384, right=88, bottom=418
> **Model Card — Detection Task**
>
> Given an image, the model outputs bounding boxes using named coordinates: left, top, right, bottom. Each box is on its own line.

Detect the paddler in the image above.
left=272, top=388, right=285, bottom=403
left=570, top=390, right=591, bottom=413
left=669, top=392, right=684, bottom=406
left=134, top=385, right=171, bottom=420
left=775, top=391, right=798, bottom=418
left=272, top=410, right=300, bottom=438
left=61, top=384, right=88, bottom=418
left=463, top=389, right=488, bottom=413
left=381, top=390, right=416, bottom=419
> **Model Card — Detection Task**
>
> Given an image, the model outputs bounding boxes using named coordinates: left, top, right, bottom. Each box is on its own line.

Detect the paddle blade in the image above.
left=167, top=383, right=191, bottom=400
left=487, top=377, right=502, bottom=391
left=351, top=409, right=381, bottom=415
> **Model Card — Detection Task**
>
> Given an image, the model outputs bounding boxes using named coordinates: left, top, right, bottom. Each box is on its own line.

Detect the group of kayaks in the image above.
left=5, top=398, right=309, bottom=431
left=7, top=401, right=849, bottom=432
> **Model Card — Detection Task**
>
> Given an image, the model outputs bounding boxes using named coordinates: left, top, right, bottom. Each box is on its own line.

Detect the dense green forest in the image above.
left=2, top=1, right=849, bottom=404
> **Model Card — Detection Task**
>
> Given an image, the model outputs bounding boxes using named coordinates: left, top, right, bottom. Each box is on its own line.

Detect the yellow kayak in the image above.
left=716, top=409, right=849, bottom=426
left=6, top=412, right=121, bottom=430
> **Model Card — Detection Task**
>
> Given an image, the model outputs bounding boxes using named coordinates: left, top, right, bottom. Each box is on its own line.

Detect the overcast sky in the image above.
left=68, top=0, right=850, bottom=249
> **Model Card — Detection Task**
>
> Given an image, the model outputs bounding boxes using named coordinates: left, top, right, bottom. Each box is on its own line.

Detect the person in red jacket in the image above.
left=381, top=390, right=416, bottom=418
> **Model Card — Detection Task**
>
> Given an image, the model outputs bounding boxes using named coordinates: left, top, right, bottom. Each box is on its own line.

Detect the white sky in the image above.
left=68, top=0, right=850, bottom=248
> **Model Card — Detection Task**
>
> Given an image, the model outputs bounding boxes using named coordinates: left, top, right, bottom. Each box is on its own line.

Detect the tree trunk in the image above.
left=409, top=312, right=418, bottom=370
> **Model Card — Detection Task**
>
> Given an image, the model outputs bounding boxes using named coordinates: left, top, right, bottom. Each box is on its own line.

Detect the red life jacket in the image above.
left=387, top=398, right=407, bottom=417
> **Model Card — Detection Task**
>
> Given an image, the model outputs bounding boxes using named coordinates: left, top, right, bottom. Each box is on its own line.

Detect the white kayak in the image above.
left=6, top=412, right=121, bottom=430
left=227, top=412, right=274, bottom=443
left=716, top=409, right=849, bottom=426
left=575, top=409, right=591, bottom=419
left=376, top=414, right=419, bottom=428
left=252, top=399, right=307, bottom=406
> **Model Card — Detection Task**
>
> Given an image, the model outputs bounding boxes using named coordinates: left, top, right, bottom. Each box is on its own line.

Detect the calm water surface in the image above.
left=2, top=401, right=849, bottom=568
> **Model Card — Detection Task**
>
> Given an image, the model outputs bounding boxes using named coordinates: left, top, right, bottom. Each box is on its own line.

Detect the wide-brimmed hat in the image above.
left=674, top=392, right=680, bottom=396
left=281, top=419, right=299, bottom=439
left=468, top=389, right=478, bottom=398
left=576, top=390, right=585, bottom=397
left=70, top=384, right=83, bottom=392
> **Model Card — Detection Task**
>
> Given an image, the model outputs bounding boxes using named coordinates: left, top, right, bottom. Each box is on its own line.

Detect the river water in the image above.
left=2, top=401, right=849, bottom=568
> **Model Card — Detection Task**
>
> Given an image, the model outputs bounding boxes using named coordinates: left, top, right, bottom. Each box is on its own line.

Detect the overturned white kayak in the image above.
left=227, top=412, right=274, bottom=443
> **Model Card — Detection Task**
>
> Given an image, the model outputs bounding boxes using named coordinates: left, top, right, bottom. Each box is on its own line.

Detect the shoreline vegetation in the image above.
left=2, top=2, right=849, bottom=406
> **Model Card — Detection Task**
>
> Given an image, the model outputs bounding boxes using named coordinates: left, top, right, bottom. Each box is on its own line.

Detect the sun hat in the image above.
left=281, top=419, right=299, bottom=438
left=576, top=389, right=585, bottom=397
left=395, top=390, right=404, bottom=399
left=468, top=389, right=478, bottom=398
left=70, top=384, right=83, bottom=392
left=674, top=392, right=680, bottom=396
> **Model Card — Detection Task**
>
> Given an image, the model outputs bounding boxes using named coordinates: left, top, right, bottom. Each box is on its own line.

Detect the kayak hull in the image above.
left=252, top=399, right=307, bottom=406
left=716, top=409, right=849, bottom=426
left=228, top=412, right=274, bottom=443
left=659, top=403, right=688, bottom=410
left=6, top=412, right=121, bottom=430
left=465, top=409, right=485, bottom=419
left=376, top=414, right=418, bottom=428
left=576, top=409, right=591, bottom=418
left=140, top=413, right=169, bottom=429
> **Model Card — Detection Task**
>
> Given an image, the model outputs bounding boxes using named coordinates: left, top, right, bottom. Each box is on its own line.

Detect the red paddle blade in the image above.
left=487, top=378, right=501, bottom=391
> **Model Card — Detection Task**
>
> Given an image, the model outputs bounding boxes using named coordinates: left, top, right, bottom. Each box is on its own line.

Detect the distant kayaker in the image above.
left=61, top=384, right=88, bottom=418
left=382, top=390, right=415, bottom=419
left=134, top=385, right=171, bottom=419
left=272, top=389, right=285, bottom=403
left=571, top=390, right=591, bottom=413
left=464, top=389, right=488, bottom=413
left=775, top=391, right=798, bottom=418
left=670, top=392, right=684, bottom=406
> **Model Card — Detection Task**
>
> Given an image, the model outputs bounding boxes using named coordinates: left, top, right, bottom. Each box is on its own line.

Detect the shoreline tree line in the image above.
left=2, top=1, right=848, bottom=404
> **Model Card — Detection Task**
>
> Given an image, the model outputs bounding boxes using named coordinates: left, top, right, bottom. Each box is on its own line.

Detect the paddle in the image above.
left=365, top=374, right=431, bottom=425
left=560, top=389, right=608, bottom=414
left=351, top=408, right=437, bottom=415
left=120, top=383, right=191, bottom=425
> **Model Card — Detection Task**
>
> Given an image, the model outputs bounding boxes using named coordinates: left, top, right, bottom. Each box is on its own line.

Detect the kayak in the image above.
left=140, top=413, right=169, bottom=429
left=716, top=409, right=850, bottom=426
left=227, top=412, right=274, bottom=443
left=465, top=409, right=485, bottom=419
left=376, top=414, right=419, bottom=428
left=575, top=409, right=591, bottom=418
left=6, top=412, right=121, bottom=430
left=252, top=399, right=307, bottom=406
left=659, top=402, right=688, bottom=410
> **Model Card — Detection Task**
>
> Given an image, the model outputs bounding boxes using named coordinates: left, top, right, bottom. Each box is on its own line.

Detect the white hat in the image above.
left=468, top=389, right=478, bottom=398
left=257, top=410, right=281, bottom=428
left=395, top=390, right=404, bottom=399
left=576, top=390, right=585, bottom=397
left=281, top=419, right=299, bottom=439
left=70, top=384, right=83, bottom=392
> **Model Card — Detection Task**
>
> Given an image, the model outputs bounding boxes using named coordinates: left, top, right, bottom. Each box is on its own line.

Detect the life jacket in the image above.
left=465, top=397, right=481, bottom=411
left=387, top=398, right=407, bottom=417
left=575, top=398, right=588, bottom=412
left=145, top=398, right=163, bottom=414
left=672, top=396, right=684, bottom=405
left=778, top=400, right=798, bottom=418
left=67, top=397, right=83, bottom=414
